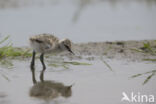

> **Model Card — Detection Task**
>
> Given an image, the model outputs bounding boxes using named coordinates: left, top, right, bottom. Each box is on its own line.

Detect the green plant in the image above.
left=0, top=36, right=31, bottom=59
left=48, top=59, right=92, bottom=70
left=131, top=70, right=156, bottom=85
left=130, top=42, right=156, bottom=85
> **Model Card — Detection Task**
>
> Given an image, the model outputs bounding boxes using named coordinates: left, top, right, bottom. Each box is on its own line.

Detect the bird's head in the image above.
left=59, top=38, right=74, bottom=55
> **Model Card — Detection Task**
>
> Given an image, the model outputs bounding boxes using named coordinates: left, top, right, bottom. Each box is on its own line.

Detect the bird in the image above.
left=29, top=33, right=74, bottom=84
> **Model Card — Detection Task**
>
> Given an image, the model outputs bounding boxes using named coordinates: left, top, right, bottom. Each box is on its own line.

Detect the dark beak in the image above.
left=65, top=45, right=75, bottom=55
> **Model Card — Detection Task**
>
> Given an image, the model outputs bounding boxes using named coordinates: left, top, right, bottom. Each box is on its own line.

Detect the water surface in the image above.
left=0, top=0, right=156, bottom=46
left=0, top=58, right=155, bottom=104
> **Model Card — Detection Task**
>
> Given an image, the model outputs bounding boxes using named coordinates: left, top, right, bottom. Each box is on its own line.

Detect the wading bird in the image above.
left=29, top=33, right=74, bottom=84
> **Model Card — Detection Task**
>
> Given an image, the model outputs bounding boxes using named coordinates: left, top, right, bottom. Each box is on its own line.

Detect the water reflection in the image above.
left=30, top=61, right=72, bottom=101
left=73, top=0, right=91, bottom=22
left=0, top=92, right=8, bottom=104
left=29, top=80, right=72, bottom=100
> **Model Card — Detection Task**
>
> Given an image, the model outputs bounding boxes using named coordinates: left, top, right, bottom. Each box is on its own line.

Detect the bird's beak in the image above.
left=65, top=45, right=75, bottom=55
left=68, top=48, right=75, bottom=55
left=69, top=49, right=74, bottom=55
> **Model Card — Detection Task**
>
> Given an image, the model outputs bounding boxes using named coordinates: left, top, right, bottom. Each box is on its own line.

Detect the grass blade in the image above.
left=143, top=72, right=155, bottom=85
left=131, top=74, right=142, bottom=78
left=101, top=59, right=113, bottom=71
left=143, top=59, right=156, bottom=62
left=0, top=36, right=10, bottom=45
left=63, top=61, right=92, bottom=66
left=0, top=73, right=10, bottom=81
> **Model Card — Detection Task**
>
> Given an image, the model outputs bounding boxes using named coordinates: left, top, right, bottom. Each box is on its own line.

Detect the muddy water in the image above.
left=0, top=0, right=156, bottom=46
left=0, top=58, right=155, bottom=104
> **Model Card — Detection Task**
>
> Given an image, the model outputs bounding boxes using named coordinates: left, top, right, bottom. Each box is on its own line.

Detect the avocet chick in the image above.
left=29, top=33, right=74, bottom=84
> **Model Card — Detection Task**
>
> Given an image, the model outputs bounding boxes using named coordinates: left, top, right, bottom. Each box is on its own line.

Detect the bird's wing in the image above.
left=30, top=33, right=59, bottom=47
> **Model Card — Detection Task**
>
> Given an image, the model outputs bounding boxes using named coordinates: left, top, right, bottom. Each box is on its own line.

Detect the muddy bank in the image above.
left=1, top=40, right=156, bottom=62
left=70, top=40, right=156, bottom=61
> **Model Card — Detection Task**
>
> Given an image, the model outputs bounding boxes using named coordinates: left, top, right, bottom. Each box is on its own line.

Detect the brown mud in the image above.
left=70, top=40, right=156, bottom=61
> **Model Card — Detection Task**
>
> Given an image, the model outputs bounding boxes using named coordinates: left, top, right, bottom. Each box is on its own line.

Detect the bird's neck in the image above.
left=58, top=42, right=66, bottom=51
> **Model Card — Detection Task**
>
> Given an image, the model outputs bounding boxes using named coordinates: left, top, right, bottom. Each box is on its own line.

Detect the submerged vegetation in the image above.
left=48, top=60, right=92, bottom=70
left=63, top=61, right=91, bottom=66
left=101, top=57, right=113, bottom=71
left=131, top=41, right=156, bottom=85
left=131, top=70, right=156, bottom=85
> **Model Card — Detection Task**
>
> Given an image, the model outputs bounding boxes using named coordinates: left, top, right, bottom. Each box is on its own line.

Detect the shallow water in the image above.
left=0, top=0, right=156, bottom=46
left=0, top=58, right=155, bottom=104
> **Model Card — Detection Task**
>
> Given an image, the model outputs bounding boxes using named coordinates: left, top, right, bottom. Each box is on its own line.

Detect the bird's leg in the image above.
left=30, top=51, right=37, bottom=84
left=40, top=53, right=46, bottom=82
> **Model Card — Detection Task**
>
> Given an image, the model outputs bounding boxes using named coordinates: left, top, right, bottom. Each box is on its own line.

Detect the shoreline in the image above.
left=72, top=40, right=156, bottom=61
left=1, top=40, right=156, bottom=61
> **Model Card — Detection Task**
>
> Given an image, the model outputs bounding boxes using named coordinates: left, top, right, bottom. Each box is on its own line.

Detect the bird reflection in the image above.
left=29, top=80, right=72, bottom=100
left=30, top=55, right=72, bottom=100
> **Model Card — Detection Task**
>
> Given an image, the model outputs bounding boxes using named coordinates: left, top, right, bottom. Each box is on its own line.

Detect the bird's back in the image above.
left=29, top=33, right=59, bottom=53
